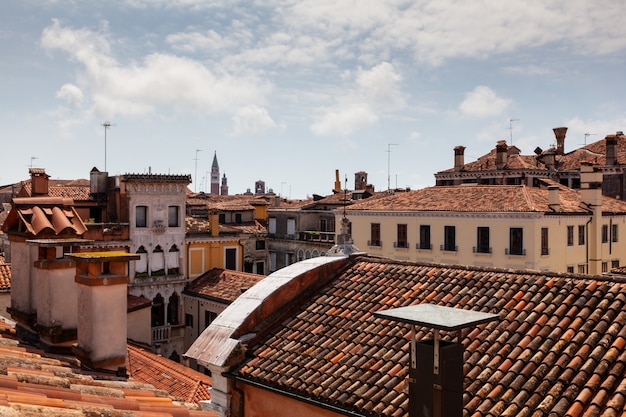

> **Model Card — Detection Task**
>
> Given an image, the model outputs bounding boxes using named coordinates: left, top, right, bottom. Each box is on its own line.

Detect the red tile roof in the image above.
left=235, top=255, right=626, bottom=417
left=0, top=256, right=10, bottom=292
left=0, top=317, right=217, bottom=416
left=185, top=268, right=265, bottom=303
left=19, top=179, right=91, bottom=201
left=1, top=197, right=88, bottom=236
left=127, top=344, right=212, bottom=405
left=346, top=184, right=626, bottom=214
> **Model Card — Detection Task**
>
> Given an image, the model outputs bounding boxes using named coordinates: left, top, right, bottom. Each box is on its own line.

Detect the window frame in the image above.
left=567, top=225, right=574, bottom=246
left=136, top=205, right=148, bottom=228
left=443, top=225, right=456, bottom=252
left=508, top=227, right=524, bottom=255
left=419, top=225, right=431, bottom=250
left=370, top=223, right=381, bottom=246
left=168, top=205, right=180, bottom=227
left=396, top=224, right=408, bottom=248
left=476, top=227, right=490, bottom=254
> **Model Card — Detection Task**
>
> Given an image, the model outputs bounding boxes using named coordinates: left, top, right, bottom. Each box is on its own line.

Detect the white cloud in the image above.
left=459, top=86, right=511, bottom=119
left=230, top=105, right=278, bottom=136
left=41, top=20, right=272, bottom=120
left=310, top=61, right=404, bottom=136
left=56, top=83, right=84, bottom=108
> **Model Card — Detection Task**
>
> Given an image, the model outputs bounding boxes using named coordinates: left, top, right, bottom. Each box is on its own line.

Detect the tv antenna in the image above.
left=29, top=156, right=38, bottom=168
left=508, top=118, right=519, bottom=144
left=387, top=143, right=399, bottom=190
left=583, top=133, right=597, bottom=146
left=193, top=149, right=202, bottom=192
left=102, top=121, right=116, bottom=172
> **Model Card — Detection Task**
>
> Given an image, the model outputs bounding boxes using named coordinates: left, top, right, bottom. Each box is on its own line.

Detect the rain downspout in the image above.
left=585, top=216, right=592, bottom=274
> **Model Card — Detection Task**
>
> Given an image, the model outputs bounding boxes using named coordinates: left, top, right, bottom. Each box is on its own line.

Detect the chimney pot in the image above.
left=552, top=127, right=567, bottom=155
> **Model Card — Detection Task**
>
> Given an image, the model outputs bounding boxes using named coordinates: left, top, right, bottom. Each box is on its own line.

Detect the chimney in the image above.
left=580, top=163, right=603, bottom=275
left=31, top=239, right=89, bottom=352
left=553, top=127, right=567, bottom=155
left=453, top=146, right=465, bottom=172
left=606, top=136, right=618, bottom=166
left=334, top=170, right=341, bottom=193
left=30, top=168, right=50, bottom=196
left=68, top=251, right=139, bottom=375
left=495, top=141, right=508, bottom=170
left=543, top=149, right=556, bottom=171
left=548, top=185, right=560, bottom=212
left=209, top=208, right=220, bottom=237
left=354, top=172, right=368, bottom=191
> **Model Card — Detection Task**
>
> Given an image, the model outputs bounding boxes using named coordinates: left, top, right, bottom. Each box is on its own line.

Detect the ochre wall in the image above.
left=240, top=383, right=344, bottom=417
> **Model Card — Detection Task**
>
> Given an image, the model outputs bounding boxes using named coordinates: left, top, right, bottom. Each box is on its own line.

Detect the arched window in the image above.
left=312, top=250, right=319, bottom=258
left=297, top=249, right=304, bottom=262
left=167, top=293, right=179, bottom=325
left=167, top=244, right=180, bottom=274
left=135, top=246, right=148, bottom=275
left=305, top=250, right=312, bottom=259
left=152, top=294, right=165, bottom=327
left=152, top=245, right=165, bottom=275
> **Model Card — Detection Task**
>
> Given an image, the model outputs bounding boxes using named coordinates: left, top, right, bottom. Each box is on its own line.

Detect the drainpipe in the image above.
left=585, top=216, right=592, bottom=274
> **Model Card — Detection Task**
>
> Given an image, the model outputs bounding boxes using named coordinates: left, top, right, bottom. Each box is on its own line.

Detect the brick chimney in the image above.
left=334, top=170, right=342, bottom=193
left=68, top=251, right=139, bottom=375
left=606, top=136, right=618, bottom=166
left=453, top=146, right=465, bottom=172
left=553, top=127, right=567, bottom=155
left=495, top=141, right=508, bottom=170
left=209, top=208, right=220, bottom=237
left=30, top=168, right=50, bottom=196
left=354, top=172, right=368, bottom=191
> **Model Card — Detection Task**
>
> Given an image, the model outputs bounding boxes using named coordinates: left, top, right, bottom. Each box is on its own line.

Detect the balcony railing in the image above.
left=416, top=243, right=433, bottom=250
left=152, top=325, right=170, bottom=343
left=394, top=241, right=409, bottom=248
left=298, top=231, right=336, bottom=243
left=505, top=248, right=526, bottom=256
left=368, top=240, right=382, bottom=247
left=473, top=246, right=492, bottom=254
left=440, top=244, right=458, bottom=252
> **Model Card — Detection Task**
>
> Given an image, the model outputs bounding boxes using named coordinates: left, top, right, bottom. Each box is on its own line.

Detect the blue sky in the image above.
left=1, top=1, right=625, bottom=198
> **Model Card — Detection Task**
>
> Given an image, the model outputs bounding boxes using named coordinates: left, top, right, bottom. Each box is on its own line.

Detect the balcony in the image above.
left=298, top=231, right=335, bottom=243
left=368, top=240, right=382, bottom=247
left=152, top=324, right=185, bottom=343
left=473, top=246, right=492, bottom=254
left=505, top=248, right=526, bottom=256
left=394, top=241, right=409, bottom=249
left=440, top=244, right=458, bottom=252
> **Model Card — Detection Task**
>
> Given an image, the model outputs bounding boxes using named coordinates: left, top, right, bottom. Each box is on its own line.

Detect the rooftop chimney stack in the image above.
left=334, top=170, right=341, bottom=193
left=354, top=172, right=368, bottom=191
left=548, top=185, right=560, bottom=212
left=580, top=163, right=603, bottom=275
left=495, top=141, right=508, bottom=170
left=553, top=127, right=568, bottom=155
left=606, top=136, right=618, bottom=166
left=69, top=251, right=139, bottom=375
left=30, top=168, right=50, bottom=196
left=453, top=146, right=465, bottom=172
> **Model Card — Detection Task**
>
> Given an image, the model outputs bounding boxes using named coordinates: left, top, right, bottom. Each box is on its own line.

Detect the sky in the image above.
left=1, top=1, right=626, bottom=199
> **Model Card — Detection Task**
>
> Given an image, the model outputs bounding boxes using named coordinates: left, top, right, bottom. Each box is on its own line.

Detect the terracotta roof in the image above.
left=0, top=256, right=10, bottom=292
left=236, top=255, right=626, bottom=417
left=0, top=317, right=217, bottom=416
left=19, top=179, right=91, bottom=201
left=127, top=295, right=151, bottom=313
left=439, top=145, right=542, bottom=174
left=185, top=217, right=266, bottom=236
left=127, top=344, right=212, bottom=405
left=345, top=184, right=626, bottom=214
left=185, top=268, right=265, bottom=303
left=1, top=197, right=88, bottom=236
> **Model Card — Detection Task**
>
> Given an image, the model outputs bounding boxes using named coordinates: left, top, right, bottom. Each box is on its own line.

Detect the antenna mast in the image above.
left=102, top=121, right=115, bottom=172
left=583, top=133, right=597, bottom=146
left=387, top=143, right=399, bottom=190
left=193, top=149, right=202, bottom=192
left=508, top=118, right=519, bottom=144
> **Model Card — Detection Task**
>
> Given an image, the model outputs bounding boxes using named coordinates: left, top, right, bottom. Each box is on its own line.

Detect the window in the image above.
left=185, top=314, right=193, bottom=328
left=578, top=264, right=586, bottom=274
left=287, top=218, right=296, bottom=236
left=567, top=266, right=574, bottom=273
left=235, top=213, right=242, bottom=224
left=167, top=293, right=179, bottom=325
left=204, top=311, right=217, bottom=329
left=612, top=260, right=620, bottom=269
left=225, top=248, right=237, bottom=270
left=602, top=225, right=608, bottom=243
left=612, top=224, right=618, bottom=242
left=419, top=225, right=431, bottom=250
left=136, top=205, right=147, bottom=228
left=255, top=261, right=265, bottom=274
left=443, top=226, right=456, bottom=252
left=255, top=240, right=266, bottom=250
left=509, top=228, right=524, bottom=255
left=151, top=294, right=164, bottom=327
left=396, top=224, right=408, bottom=248
left=370, top=223, right=381, bottom=246
left=476, top=227, right=490, bottom=253
left=578, top=225, right=585, bottom=245
left=168, top=206, right=179, bottom=227
left=567, top=226, right=574, bottom=246
left=219, top=213, right=226, bottom=223
left=268, top=217, right=276, bottom=234
left=541, top=228, right=549, bottom=255
left=602, top=262, right=608, bottom=273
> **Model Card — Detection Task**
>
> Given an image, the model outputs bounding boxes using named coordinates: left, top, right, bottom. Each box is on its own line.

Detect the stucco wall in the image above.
left=240, top=383, right=344, bottom=417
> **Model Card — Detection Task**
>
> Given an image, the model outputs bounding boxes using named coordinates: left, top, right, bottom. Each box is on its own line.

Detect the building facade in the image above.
left=346, top=165, right=626, bottom=274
